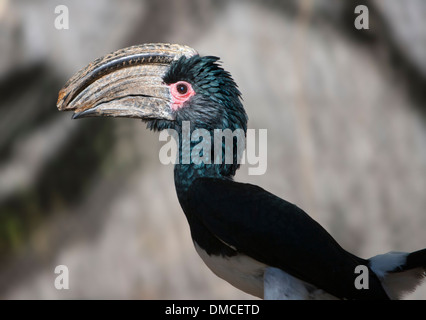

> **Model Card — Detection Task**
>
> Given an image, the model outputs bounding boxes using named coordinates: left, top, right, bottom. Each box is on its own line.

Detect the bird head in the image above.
left=57, top=43, right=247, bottom=134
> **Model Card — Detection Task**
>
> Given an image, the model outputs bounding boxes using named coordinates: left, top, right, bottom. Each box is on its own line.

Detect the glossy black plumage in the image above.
left=180, top=177, right=389, bottom=299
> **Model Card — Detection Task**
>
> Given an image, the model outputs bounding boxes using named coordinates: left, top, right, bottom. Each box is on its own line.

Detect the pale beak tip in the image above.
left=71, top=108, right=94, bottom=119
left=71, top=112, right=80, bottom=120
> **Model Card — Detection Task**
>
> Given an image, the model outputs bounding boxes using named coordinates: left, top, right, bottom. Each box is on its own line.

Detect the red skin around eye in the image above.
left=169, top=81, right=195, bottom=111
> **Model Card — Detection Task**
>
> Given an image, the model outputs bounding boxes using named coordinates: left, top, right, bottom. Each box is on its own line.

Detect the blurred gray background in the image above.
left=0, top=0, right=425, bottom=299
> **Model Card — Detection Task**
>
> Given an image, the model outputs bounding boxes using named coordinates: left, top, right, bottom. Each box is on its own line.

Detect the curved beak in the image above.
left=56, top=43, right=197, bottom=120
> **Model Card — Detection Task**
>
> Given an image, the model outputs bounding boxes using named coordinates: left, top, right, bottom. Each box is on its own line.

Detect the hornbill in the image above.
left=57, top=43, right=426, bottom=300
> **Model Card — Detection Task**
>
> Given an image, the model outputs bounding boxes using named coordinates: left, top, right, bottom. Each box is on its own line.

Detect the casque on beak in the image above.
left=56, top=43, right=198, bottom=120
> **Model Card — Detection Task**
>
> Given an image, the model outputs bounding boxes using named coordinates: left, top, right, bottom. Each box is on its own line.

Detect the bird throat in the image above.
left=173, top=124, right=244, bottom=195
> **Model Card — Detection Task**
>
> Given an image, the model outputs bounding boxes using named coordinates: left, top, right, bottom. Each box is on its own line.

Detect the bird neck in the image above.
left=174, top=164, right=229, bottom=196
left=173, top=125, right=243, bottom=195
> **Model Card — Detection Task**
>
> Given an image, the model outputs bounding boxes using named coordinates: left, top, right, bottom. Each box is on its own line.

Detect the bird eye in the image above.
left=169, top=81, right=195, bottom=110
left=177, top=83, right=188, bottom=95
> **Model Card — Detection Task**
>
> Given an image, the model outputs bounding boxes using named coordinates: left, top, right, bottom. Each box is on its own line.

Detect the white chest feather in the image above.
left=194, top=242, right=266, bottom=298
left=193, top=242, right=338, bottom=300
